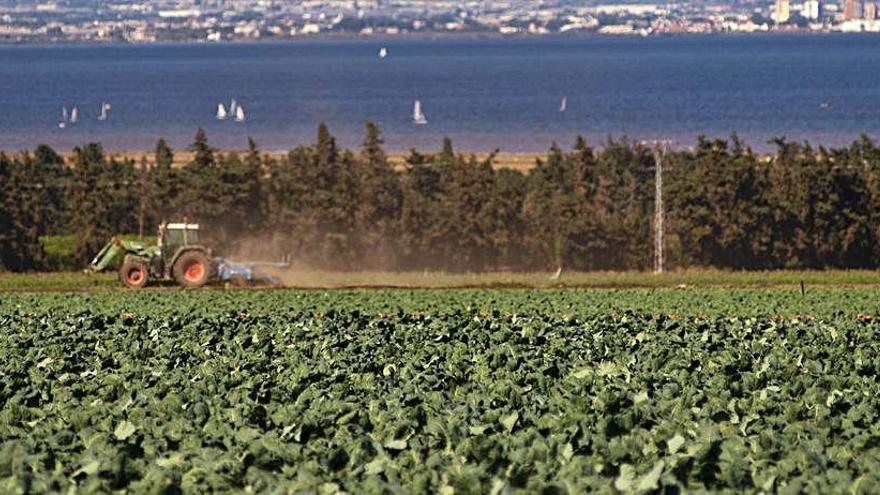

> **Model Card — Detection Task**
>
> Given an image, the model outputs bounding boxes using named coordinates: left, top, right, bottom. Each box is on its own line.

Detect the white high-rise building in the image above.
left=803, top=0, right=821, bottom=20
left=774, top=0, right=791, bottom=22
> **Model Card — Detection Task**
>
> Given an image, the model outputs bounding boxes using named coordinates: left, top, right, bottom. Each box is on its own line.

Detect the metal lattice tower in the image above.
left=649, top=142, right=670, bottom=274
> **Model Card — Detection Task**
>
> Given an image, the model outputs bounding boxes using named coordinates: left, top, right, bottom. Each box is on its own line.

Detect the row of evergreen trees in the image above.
left=2, top=123, right=880, bottom=272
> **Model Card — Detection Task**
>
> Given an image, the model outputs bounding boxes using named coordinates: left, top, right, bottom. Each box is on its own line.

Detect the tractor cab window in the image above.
left=163, top=229, right=183, bottom=247
left=163, top=228, right=200, bottom=247
left=185, top=229, right=200, bottom=244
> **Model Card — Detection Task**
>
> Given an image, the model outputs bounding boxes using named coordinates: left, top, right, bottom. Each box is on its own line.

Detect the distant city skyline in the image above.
left=1, top=0, right=880, bottom=43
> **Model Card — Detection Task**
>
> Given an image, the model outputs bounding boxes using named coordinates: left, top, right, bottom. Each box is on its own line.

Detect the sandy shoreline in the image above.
left=59, top=150, right=543, bottom=170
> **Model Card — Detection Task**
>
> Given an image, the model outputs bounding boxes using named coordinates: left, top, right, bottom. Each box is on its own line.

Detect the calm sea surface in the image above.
left=1, top=35, right=879, bottom=152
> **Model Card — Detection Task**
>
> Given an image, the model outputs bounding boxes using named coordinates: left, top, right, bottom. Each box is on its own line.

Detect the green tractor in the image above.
left=90, top=222, right=214, bottom=289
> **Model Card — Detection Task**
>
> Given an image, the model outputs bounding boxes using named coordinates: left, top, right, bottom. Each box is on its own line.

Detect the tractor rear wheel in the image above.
left=119, top=259, right=149, bottom=289
left=173, top=251, right=212, bottom=289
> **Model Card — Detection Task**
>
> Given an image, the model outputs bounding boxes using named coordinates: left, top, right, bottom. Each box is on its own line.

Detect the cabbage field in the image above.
left=2, top=288, right=880, bottom=493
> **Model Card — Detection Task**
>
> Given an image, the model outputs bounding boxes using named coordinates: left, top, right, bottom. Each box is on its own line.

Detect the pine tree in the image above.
left=488, top=168, right=528, bottom=268
left=441, top=137, right=454, bottom=158
left=353, top=121, right=402, bottom=267
left=243, top=137, right=264, bottom=231
left=263, top=124, right=355, bottom=266
left=316, top=122, right=337, bottom=168
left=0, top=154, right=44, bottom=271
left=810, top=140, right=871, bottom=268
left=851, top=135, right=880, bottom=266
left=212, top=141, right=263, bottom=249
left=149, top=138, right=179, bottom=224
left=136, top=157, right=150, bottom=238
left=180, top=128, right=225, bottom=226
left=265, top=145, right=313, bottom=260
left=592, top=139, right=655, bottom=270
left=73, top=143, right=113, bottom=267
left=191, top=127, right=215, bottom=170
left=0, top=154, right=9, bottom=270
left=522, top=143, right=575, bottom=270
left=31, top=144, right=71, bottom=236
left=667, top=136, right=772, bottom=269
left=400, top=149, right=437, bottom=268
left=155, top=138, right=174, bottom=168
left=104, top=156, right=140, bottom=234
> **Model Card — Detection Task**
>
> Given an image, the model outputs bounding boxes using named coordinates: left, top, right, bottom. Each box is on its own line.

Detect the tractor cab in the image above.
left=158, top=222, right=201, bottom=264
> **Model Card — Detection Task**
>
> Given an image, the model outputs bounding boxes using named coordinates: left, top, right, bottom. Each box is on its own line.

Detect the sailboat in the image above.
left=559, top=96, right=567, bottom=113
left=229, top=99, right=238, bottom=116
left=98, top=102, right=111, bottom=121
left=379, top=47, right=388, bottom=58
left=69, top=106, right=78, bottom=124
left=413, top=100, right=427, bottom=125
left=234, top=104, right=245, bottom=122
left=216, top=103, right=228, bottom=120
left=58, top=106, right=68, bottom=128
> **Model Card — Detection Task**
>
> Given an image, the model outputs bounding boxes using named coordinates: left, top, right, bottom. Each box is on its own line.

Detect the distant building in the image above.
left=844, top=0, right=863, bottom=20
left=158, top=9, right=200, bottom=19
left=774, top=0, right=791, bottom=22
left=598, top=24, right=638, bottom=35
left=866, top=2, right=877, bottom=19
left=299, top=23, right=321, bottom=34
left=803, top=0, right=821, bottom=20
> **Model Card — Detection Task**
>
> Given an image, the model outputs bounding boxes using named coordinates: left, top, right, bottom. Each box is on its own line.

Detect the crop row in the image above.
left=2, top=286, right=880, bottom=318
left=3, top=300, right=880, bottom=492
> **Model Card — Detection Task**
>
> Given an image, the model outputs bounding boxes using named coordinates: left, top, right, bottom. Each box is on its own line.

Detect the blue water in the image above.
left=1, top=35, right=879, bottom=152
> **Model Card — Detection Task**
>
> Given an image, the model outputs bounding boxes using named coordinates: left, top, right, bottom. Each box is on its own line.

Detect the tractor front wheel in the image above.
left=119, top=260, right=149, bottom=289
left=173, top=251, right=212, bottom=289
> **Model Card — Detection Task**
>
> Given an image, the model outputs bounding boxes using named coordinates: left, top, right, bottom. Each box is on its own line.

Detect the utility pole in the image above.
left=652, top=143, right=667, bottom=274
left=138, top=158, right=147, bottom=240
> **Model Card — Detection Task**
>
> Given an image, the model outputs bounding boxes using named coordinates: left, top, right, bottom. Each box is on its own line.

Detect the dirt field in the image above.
left=2, top=269, right=880, bottom=291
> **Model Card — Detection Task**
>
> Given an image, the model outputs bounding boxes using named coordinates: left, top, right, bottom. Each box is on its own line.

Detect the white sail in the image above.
left=229, top=99, right=238, bottom=115
left=216, top=103, right=227, bottom=120
left=559, top=97, right=567, bottom=113
left=58, top=106, right=67, bottom=128
left=70, top=106, right=78, bottom=123
left=98, top=102, right=110, bottom=121
left=235, top=104, right=245, bottom=122
left=379, top=47, right=387, bottom=58
left=413, top=100, right=427, bottom=125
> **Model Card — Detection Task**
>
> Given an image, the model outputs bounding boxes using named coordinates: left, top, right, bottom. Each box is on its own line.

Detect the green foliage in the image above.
left=40, top=235, right=78, bottom=271
left=2, top=290, right=880, bottom=492
left=41, top=235, right=156, bottom=271
left=352, top=121, right=403, bottom=267
left=266, top=123, right=358, bottom=266
left=72, top=144, right=108, bottom=267
left=179, top=128, right=225, bottom=224
left=147, top=138, right=180, bottom=227
left=0, top=153, right=44, bottom=271
left=3, top=284, right=880, bottom=317
left=9, top=129, right=880, bottom=272
left=401, top=141, right=501, bottom=270
left=31, top=144, right=71, bottom=236
left=667, top=136, right=773, bottom=268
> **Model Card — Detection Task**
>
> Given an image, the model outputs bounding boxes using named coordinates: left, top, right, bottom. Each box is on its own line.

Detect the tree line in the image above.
left=2, top=123, right=880, bottom=272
